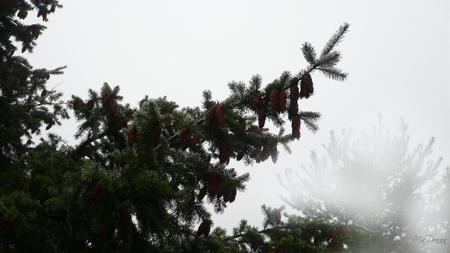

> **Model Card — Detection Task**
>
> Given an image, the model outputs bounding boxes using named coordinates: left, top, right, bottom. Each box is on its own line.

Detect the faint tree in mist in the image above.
left=279, top=119, right=449, bottom=252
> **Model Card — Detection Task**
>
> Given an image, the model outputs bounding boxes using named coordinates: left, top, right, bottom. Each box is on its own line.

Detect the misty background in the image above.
left=25, top=0, right=449, bottom=241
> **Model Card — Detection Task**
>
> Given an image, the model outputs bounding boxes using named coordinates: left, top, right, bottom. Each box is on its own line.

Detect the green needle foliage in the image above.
left=1, top=2, right=352, bottom=252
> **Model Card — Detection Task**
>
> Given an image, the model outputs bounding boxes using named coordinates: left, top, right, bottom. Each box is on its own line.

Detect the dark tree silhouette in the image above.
left=0, top=1, right=361, bottom=252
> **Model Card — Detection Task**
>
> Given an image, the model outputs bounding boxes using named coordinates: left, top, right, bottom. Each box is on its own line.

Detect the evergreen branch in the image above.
left=249, top=74, right=262, bottom=91
left=317, top=67, right=348, bottom=81
left=321, top=23, right=349, bottom=57
left=301, top=42, right=317, bottom=65
left=152, top=24, right=350, bottom=153
left=303, top=121, right=319, bottom=133
left=299, top=111, right=320, bottom=133
left=154, top=70, right=317, bottom=152
left=315, top=51, right=341, bottom=68
left=299, top=111, right=320, bottom=120
left=278, top=71, right=291, bottom=86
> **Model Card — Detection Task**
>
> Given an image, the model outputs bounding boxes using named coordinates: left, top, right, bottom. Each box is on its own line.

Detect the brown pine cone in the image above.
left=218, top=142, right=230, bottom=165
left=206, top=105, right=225, bottom=129
left=258, top=109, right=266, bottom=129
left=279, top=91, right=287, bottom=112
left=291, top=115, right=300, bottom=139
left=288, top=100, right=298, bottom=120
left=224, top=188, right=237, bottom=203
left=300, top=72, right=314, bottom=99
left=270, top=89, right=281, bottom=113
left=290, top=78, right=300, bottom=101
left=178, top=128, right=191, bottom=149
left=251, top=91, right=262, bottom=111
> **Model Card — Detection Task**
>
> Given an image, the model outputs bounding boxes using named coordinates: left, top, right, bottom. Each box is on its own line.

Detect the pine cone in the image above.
left=178, top=128, right=191, bottom=149
left=300, top=73, right=314, bottom=99
left=270, top=89, right=287, bottom=113
left=289, top=77, right=300, bottom=107
left=270, top=89, right=281, bottom=113
left=207, top=172, right=221, bottom=196
left=290, top=85, right=299, bottom=101
left=103, top=96, right=115, bottom=119
left=251, top=91, right=262, bottom=111
left=258, top=109, right=266, bottom=129
left=291, top=115, right=300, bottom=139
left=229, top=188, right=237, bottom=202
left=288, top=100, right=298, bottom=120
left=178, top=129, right=200, bottom=149
left=196, top=221, right=211, bottom=237
left=205, top=105, right=225, bottom=129
left=290, top=77, right=299, bottom=88
left=279, top=91, right=287, bottom=112
left=218, top=142, right=230, bottom=165
left=106, top=106, right=116, bottom=119
left=224, top=188, right=237, bottom=203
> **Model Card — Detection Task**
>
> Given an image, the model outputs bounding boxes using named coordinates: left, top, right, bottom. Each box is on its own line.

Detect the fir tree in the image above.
left=0, top=2, right=352, bottom=252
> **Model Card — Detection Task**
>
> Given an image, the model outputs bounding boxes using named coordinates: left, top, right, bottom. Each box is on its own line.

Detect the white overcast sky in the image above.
left=28, top=0, right=449, bottom=230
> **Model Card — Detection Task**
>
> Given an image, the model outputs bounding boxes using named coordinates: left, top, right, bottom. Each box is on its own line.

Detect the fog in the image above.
left=27, top=0, right=449, bottom=251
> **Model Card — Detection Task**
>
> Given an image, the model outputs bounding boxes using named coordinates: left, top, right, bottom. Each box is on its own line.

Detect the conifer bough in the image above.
left=0, top=1, right=350, bottom=251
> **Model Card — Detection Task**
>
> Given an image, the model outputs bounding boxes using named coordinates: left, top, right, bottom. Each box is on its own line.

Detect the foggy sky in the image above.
left=27, top=0, right=450, bottom=231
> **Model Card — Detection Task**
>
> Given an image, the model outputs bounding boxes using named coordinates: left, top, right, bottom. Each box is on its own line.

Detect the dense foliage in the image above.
left=0, top=2, right=361, bottom=252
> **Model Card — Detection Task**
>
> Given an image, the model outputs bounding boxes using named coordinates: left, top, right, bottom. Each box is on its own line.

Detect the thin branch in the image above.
left=72, top=131, right=108, bottom=160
